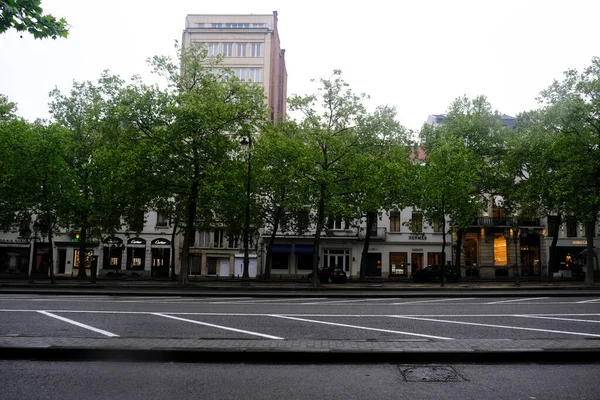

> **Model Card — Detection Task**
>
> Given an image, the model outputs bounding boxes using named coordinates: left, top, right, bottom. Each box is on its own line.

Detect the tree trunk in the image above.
left=46, top=212, right=55, bottom=285
left=455, top=227, right=464, bottom=278
left=548, top=214, right=561, bottom=281
left=311, top=185, right=326, bottom=287
left=170, top=217, right=178, bottom=281
left=585, top=218, right=596, bottom=286
left=359, top=211, right=376, bottom=281
left=264, top=209, right=281, bottom=281
left=179, top=180, right=199, bottom=286
left=440, top=199, right=447, bottom=287
left=76, top=225, right=88, bottom=280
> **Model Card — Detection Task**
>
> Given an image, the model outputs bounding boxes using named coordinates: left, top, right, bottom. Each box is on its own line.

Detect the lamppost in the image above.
left=504, top=222, right=520, bottom=287
left=240, top=135, right=252, bottom=284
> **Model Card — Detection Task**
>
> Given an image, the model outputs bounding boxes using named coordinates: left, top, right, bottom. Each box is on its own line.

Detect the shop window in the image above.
left=271, top=253, right=289, bottom=269
left=493, top=236, right=507, bottom=266
left=323, top=249, right=350, bottom=272
left=390, top=252, right=407, bottom=275
left=427, top=252, right=443, bottom=266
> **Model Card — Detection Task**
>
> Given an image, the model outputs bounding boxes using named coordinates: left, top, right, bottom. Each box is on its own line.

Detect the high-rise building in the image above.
left=182, top=11, right=287, bottom=122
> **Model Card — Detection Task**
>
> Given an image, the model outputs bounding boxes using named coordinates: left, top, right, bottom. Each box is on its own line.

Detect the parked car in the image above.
left=307, top=267, right=347, bottom=283
left=413, top=265, right=459, bottom=282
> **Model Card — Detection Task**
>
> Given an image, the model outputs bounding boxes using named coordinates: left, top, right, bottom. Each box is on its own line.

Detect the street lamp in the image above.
left=240, top=135, right=252, bottom=284
left=504, top=222, right=520, bottom=287
left=27, top=221, right=41, bottom=283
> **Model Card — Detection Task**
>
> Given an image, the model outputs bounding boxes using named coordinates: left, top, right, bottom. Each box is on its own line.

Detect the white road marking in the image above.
left=37, top=310, right=119, bottom=337
left=269, top=314, right=453, bottom=340
left=576, top=298, right=600, bottom=304
left=391, top=298, right=477, bottom=305
left=152, top=312, right=283, bottom=339
left=299, top=298, right=401, bottom=305
left=486, top=297, right=549, bottom=304
left=390, top=315, right=600, bottom=338
left=208, top=298, right=327, bottom=304
left=514, top=315, right=600, bottom=324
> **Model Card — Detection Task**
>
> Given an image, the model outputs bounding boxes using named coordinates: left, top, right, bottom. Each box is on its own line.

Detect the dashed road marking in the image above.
left=299, top=298, right=401, bottom=305
left=152, top=312, right=283, bottom=339
left=37, top=310, right=119, bottom=337
left=486, top=297, right=549, bottom=304
left=209, top=298, right=327, bottom=304
left=391, top=298, right=477, bottom=305
left=576, top=298, right=600, bottom=304
left=269, top=314, right=454, bottom=340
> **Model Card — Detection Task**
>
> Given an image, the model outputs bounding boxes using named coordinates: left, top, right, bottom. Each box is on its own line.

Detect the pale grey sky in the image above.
left=1, top=0, right=598, bottom=131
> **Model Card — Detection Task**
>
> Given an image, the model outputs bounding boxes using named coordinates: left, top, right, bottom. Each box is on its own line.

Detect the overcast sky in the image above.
left=1, top=0, right=598, bottom=131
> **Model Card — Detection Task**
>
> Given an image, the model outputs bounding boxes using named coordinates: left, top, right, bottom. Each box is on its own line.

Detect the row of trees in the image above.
left=1, top=41, right=598, bottom=285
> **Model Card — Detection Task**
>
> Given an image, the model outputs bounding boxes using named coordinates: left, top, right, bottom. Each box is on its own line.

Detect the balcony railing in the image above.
left=474, top=216, right=540, bottom=227
left=358, top=227, right=387, bottom=240
left=324, top=228, right=358, bottom=238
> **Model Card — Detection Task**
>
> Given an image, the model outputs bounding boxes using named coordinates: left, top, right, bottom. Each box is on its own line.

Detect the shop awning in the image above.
left=271, top=244, right=292, bottom=254
left=294, top=245, right=313, bottom=254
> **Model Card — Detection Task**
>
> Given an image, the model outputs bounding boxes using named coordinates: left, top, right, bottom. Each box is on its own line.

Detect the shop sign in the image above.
left=368, top=247, right=378, bottom=252
left=104, top=237, right=123, bottom=245
left=0, top=239, right=29, bottom=244
left=573, top=240, right=587, bottom=245
left=152, top=238, right=170, bottom=246
left=128, top=238, right=146, bottom=245
left=412, top=248, right=423, bottom=252
left=409, top=234, right=427, bottom=240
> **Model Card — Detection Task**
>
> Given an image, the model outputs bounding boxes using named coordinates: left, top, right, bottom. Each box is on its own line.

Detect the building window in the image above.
left=73, top=250, right=93, bottom=271
left=272, top=253, right=289, bottom=269
left=248, top=68, right=261, bottom=82
left=427, top=252, right=443, bottom=266
left=156, top=212, right=168, bottom=227
left=566, top=218, right=578, bottom=238
left=547, top=215, right=559, bottom=238
left=390, top=252, right=407, bottom=276
left=253, top=23, right=265, bottom=28
left=235, top=68, right=247, bottom=81
left=222, top=43, right=233, bottom=56
left=494, top=236, right=508, bottom=266
left=212, top=23, right=221, bottom=28
left=199, top=230, right=210, bottom=247
left=19, top=217, right=31, bottom=237
left=130, top=210, right=145, bottom=232
left=250, top=43, right=261, bottom=57
left=228, top=235, right=240, bottom=249
left=433, top=220, right=444, bottom=233
left=411, top=212, right=423, bottom=233
left=327, top=216, right=348, bottom=230
left=207, top=43, right=219, bottom=56
left=213, top=229, right=225, bottom=248
left=237, top=43, right=247, bottom=57
left=389, top=212, right=401, bottom=232
left=297, top=210, right=310, bottom=234
left=196, top=23, right=204, bottom=28
left=226, top=23, right=249, bottom=28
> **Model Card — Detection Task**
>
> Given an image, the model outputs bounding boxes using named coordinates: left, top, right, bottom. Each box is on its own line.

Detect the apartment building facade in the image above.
left=182, top=11, right=287, bottom=122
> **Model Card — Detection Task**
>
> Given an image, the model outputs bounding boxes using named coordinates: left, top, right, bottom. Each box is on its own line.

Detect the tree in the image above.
left=119, top=43, right=268, bottom=285
left=252, top=121, right=310, bottom=280
left=1, top=0, right=69, bottom=39
left=534, top=59, right=600, bottom=284
left=289, top=70, right=384, bottom=286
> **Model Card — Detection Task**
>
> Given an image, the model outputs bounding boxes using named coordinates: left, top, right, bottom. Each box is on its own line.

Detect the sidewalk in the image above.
left=1, top=336, right=599, bottom=363
left=1, top=278, right=599, bottom=297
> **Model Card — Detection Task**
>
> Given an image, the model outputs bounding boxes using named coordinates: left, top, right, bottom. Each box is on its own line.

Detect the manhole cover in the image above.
left=398, top=365, right=465, bottom=382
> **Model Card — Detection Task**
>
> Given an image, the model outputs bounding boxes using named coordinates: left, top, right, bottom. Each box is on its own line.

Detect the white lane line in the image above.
left=299, top=298, right=401, bottom=305
left=514, top=315, right=600, bottom=324
left=37, top=310, right=119, bottom=337
left=209, top=298, right=327, bottom=304
left=152, top=312, right=283, bottom=340
left=576, top=298, right=600, bottom=304
left=391, top=298, right=477, bottom=305
left=269, top=314, right=453, bottom=340
left=486, top=297, right=549, bottom=305
left=390, top=315, right=600, bottom=338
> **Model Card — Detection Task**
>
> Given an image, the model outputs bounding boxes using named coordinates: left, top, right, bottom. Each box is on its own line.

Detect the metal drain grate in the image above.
left=398, top=365, right=465, bottom=382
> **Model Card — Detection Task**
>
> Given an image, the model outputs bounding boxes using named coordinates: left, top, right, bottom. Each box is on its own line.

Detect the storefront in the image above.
left=0, top=239, right=31, bottom=276
left=126, top=237, right=146, bottom=275
left=151, top=238, right=170, bottom=278
left=102, top=236, right=124, bottom=274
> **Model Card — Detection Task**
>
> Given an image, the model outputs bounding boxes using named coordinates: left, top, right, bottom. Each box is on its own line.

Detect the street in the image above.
left=1, top=294, right=600, bottom=340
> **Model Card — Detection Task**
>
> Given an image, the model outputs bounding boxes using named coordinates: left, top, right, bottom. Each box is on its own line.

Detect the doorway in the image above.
left=366, top=252, right=382, bottom=277
left=411, top=253, right=424, bottom=275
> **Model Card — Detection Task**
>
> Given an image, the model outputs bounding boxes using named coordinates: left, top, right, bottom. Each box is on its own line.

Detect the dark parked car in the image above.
left=307, top=267, right=347, bottom=283
left=413, top=265, right=459, bottom=282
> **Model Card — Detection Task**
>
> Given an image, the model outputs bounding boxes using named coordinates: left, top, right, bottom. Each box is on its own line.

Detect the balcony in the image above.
left=324, top=229, right=358, bottom=238
left=358, top=227, right=387, bottom=240
left=474, top=216, right=541, bottom=227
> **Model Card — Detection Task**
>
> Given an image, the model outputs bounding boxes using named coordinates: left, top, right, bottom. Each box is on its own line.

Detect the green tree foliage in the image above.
left=119, top=43, right=268, bottom=285
left=1, top=0, right=69, bottom=39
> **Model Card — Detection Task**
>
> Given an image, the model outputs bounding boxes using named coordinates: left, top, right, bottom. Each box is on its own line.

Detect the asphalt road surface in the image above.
left=1, top=294, right=600, bottom=340
left=2, top=360, right=600, bottom=400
